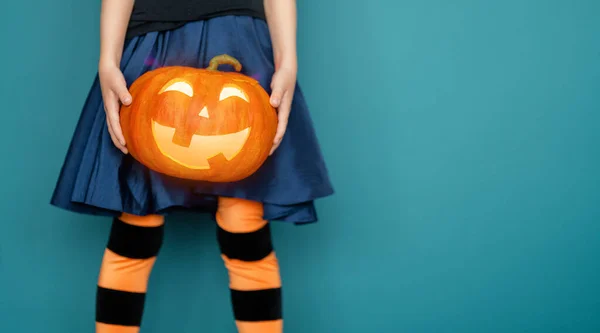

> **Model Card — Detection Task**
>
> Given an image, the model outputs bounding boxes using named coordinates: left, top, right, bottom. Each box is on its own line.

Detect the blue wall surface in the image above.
left=1, top=1, right=599, bottom=332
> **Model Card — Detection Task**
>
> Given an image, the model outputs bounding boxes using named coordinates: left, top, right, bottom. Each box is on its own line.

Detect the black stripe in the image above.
left=96, top=286, right=145, bottom=326
left=107, top=217, right=164, bottom=259
left=231, top=288, right=282, bottom=321
left=217, top=222, right=273, bottom=261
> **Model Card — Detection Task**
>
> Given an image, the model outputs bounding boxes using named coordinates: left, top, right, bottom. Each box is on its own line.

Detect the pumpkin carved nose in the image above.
left=199, top=106, right=209, bottom=119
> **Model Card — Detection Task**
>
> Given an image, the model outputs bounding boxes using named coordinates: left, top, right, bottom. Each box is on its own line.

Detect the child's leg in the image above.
left=216, top=197, right=283, bottom=333
left=95, top=213, right=165, bottom=333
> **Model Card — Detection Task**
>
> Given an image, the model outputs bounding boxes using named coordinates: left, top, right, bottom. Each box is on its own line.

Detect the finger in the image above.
left=270, top=88, right=284, bottom=108
left=108, top=111, right=127, bottom=150
left=104, top=93, right=127, bottom=149
left=114, top=76, right=132, bottom=106
left=278, top=91, right=292, bottom=124
left=269, top=142, right=281, bottom=156
left=270, top=94, right=292, bottom=155
left=269, top=123, right=286, bottom=155
left=106, top=113, right=128, bottom=154
left=269, top=73, right=285, bottom=107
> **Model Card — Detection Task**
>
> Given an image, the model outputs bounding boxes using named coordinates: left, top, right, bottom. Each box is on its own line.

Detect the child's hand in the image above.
left=99, top=63, right=132, bottom=154
left=269, top=66, right=297, bottom=155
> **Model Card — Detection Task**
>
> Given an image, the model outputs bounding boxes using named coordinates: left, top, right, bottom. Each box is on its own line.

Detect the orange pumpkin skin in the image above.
left=120, top=55, right=278, bottom=182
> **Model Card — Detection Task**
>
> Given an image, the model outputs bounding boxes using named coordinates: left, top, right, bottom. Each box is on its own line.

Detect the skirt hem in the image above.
left=50, top=186, right=333, bottom=225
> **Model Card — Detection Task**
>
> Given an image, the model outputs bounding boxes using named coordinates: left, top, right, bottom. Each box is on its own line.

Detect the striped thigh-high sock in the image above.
left=216, top=197, right=283, bottom=333
left=95, top=213, right=165, bottom=333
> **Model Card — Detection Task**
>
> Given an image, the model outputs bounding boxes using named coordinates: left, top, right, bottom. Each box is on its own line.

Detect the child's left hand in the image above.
left=269, top=66, right=297, bottom=155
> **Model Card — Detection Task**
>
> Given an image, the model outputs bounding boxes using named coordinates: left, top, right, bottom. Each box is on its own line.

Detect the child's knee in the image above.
left=216, top=197, right=273, bottom=263
left=107, top=215, right=165, bottom=261
left=119, top=213, right=164, bottom=227
left=98, top=214, right=165, bottom=295
left=222, top=252, right=281, bottom=290
left=216, top=197, right=267, bottom=233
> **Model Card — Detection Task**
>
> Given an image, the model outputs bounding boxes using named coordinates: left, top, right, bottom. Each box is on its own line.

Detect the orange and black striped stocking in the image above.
left=95, top=213, right=165, bottom=333
left=216, top=197, right=283, bottom=333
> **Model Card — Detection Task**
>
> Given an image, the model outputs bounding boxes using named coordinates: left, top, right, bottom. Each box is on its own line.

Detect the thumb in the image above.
left=270, top=80, right=286, bottom=108
left=270, top=88, right=284, bottom=108
left=114, top=77, right=132, bottom=106
left=269, top=73, right=285, bottom=108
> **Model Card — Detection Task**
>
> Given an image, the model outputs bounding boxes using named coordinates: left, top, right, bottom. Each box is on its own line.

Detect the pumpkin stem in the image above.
left=207, top=54, right=242, bottom=72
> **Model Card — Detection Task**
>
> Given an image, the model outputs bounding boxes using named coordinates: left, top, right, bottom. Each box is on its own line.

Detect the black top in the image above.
left=126, top=0, right=266, bottom=39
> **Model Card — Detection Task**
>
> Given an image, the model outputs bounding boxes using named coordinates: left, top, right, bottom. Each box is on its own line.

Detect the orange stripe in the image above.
left=97, top=249, right=156, bottom=293
left=222, top=252, right=281, bottom=291
left=96, top=322, right=139, bottom=333
left=216, top=197, right=267, bottom=233
left=236, top=319, right=283, bottom=333
left=119, top=213, right=164, bottom=227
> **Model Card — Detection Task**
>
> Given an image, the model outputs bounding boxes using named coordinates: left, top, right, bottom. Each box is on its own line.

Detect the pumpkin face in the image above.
left=120, top=55, right=278, bottom=182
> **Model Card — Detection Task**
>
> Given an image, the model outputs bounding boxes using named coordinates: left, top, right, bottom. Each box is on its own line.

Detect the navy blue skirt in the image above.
left=50, top=16, right=334, bottom=224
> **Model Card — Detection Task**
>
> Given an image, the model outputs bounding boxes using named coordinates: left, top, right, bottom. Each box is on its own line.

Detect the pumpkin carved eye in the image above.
left=159, top=80, right=194, bottom=97
left=219, top=84, right=249, bottom=102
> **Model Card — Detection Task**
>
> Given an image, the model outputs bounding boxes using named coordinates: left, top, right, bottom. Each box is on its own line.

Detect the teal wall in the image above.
left=1, top=0, right=599, bottom=332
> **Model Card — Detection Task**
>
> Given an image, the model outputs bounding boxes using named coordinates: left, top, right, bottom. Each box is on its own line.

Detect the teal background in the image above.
left=1, top=0, right=599, bottom=332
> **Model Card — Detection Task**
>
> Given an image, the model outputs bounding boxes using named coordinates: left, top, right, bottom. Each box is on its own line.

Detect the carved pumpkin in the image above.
left=120, top=54, right=278, bottom=182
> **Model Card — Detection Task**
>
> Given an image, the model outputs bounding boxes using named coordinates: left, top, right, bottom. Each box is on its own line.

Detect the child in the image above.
left=50, top=0, right=334, bottom=332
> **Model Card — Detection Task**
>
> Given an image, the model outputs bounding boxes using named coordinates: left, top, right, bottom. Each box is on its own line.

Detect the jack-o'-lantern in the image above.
left=120, top=54, right=278, bottom=182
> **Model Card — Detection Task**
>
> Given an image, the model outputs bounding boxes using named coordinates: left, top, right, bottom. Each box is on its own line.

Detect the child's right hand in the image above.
left=99, top=63, right=132, bottom=154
